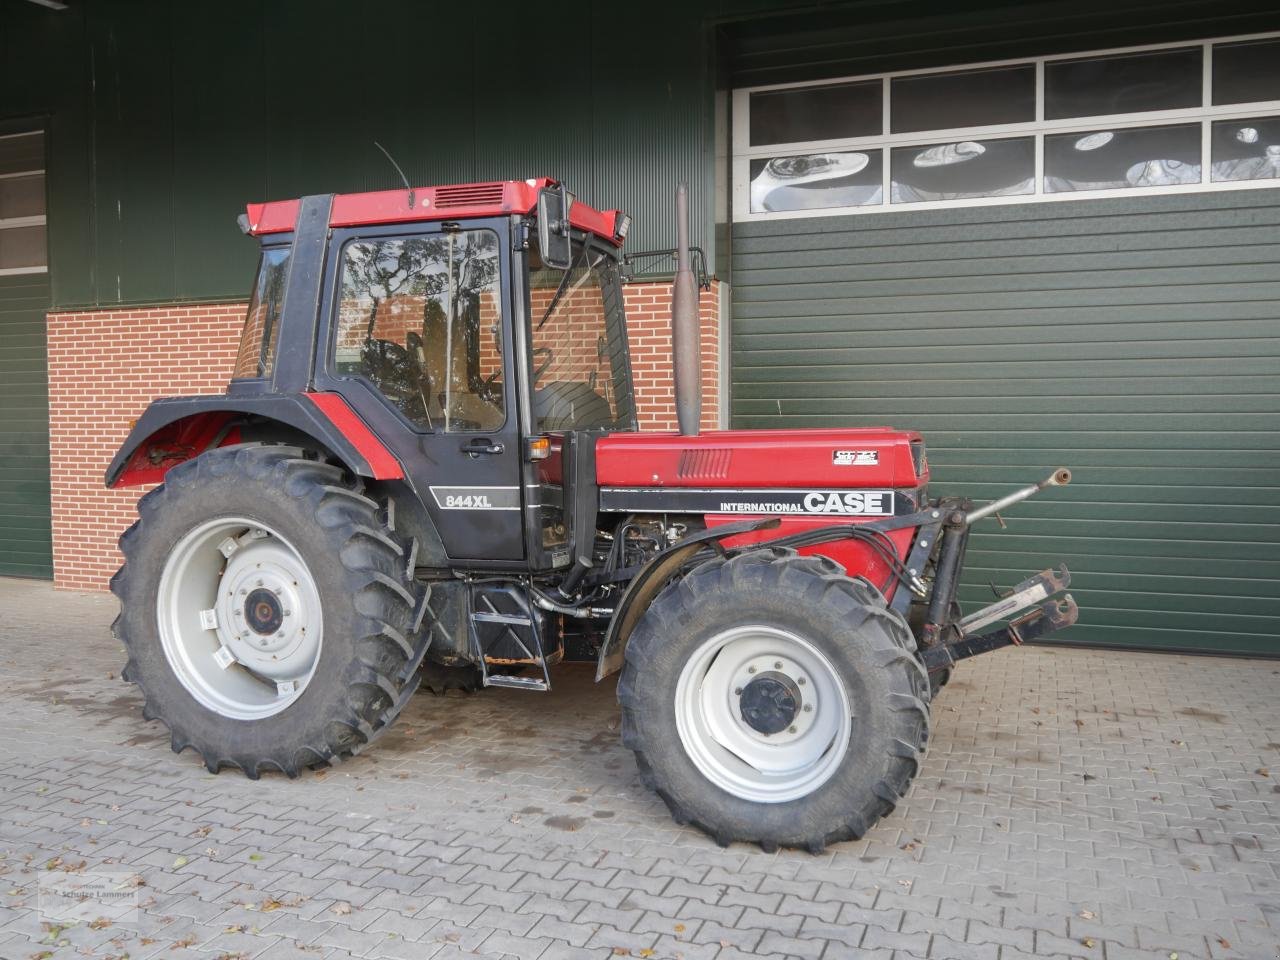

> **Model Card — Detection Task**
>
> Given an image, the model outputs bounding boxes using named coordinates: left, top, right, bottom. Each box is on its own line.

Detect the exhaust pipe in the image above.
left=672, top=183, right=701, bottom=436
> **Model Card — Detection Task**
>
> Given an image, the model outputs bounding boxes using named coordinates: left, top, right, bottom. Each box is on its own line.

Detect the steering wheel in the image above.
left=532, top=346, right=554, bottom=383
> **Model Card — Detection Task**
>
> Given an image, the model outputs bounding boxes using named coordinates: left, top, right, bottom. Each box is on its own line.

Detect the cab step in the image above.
left=467, top=582, right=552, bottom=692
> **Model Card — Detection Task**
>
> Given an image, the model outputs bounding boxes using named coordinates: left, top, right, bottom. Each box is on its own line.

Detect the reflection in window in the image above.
left=1044, top=124, right=1201, bottom=192
left=891, top=65, right=1035, bottom=134
left=1212, top=116, right=1280, bottom=182
left=890, top=138, right=1033, bottom=203
left=233, top=247, right=290, bottom=380
left=334, top=230, right=504, bottom=432
left=1045, top=48, right=1201, bottom=119
left=749, top=81, right=881, bottom=147
left=1212, top=38, right=1280, bottom=105
left=749, top=152, right=882, bottom=212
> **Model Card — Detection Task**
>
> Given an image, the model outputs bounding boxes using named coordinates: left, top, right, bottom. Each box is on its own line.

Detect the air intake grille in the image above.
left=434, top=182, right=506, bottom=208
left=677, top=448, right=732, bottom=480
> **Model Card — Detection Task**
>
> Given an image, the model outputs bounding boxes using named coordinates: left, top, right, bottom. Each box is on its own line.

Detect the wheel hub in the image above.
left=739, top=672, right=801, bottom=735
left=244, top=588, right=284, bottom=636
left=214, top=535, right=320, bottom=678
left=157, top=517, right=325, bottom=721
left=674, top=625, right=852, bottom=804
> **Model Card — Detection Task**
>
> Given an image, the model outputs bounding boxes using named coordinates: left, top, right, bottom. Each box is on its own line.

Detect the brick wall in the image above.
left=45, top=279, right=723, bottom=591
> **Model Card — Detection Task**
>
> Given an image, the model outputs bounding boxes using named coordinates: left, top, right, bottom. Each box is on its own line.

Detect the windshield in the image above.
left=528, top=236, right=635, bottom=433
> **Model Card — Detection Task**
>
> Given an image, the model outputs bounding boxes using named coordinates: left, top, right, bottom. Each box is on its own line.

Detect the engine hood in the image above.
left=595, top=427, right=926, bottom=489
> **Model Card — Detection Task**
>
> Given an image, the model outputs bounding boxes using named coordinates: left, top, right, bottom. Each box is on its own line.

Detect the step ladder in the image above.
left=467, top=582, right=551, bottom=691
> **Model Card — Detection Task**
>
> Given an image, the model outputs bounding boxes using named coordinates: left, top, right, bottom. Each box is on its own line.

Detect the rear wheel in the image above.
left=112, top=445, right=431, bottom=776
left=618, top=548, right=930, bottom=852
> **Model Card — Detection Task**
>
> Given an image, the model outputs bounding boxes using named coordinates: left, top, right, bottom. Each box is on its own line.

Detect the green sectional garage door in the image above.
left=730, top=190, right=1280, bottom=656
left=0, top=272, right=52, bottom=578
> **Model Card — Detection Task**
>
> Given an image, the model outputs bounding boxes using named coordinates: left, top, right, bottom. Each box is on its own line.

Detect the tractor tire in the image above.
left=112, top=445, right=431, bottom=776
left=618, top=548, right=930, bottom=852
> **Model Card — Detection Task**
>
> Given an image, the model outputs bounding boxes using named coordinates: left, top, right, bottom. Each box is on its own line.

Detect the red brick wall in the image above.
left=45, top=280, right=722, bottom=591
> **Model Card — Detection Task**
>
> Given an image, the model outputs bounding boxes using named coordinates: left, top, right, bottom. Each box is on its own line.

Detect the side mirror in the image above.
left=537, top=183, right=573, bottom=270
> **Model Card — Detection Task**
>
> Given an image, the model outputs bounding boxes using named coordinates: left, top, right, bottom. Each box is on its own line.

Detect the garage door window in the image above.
left=735, top=32, right=1280, bottom=219
left=0, top=131, right=45, bottom=276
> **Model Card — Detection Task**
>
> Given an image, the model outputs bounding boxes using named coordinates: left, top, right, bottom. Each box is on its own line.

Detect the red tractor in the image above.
left=106, top=178, right=1076, bottom=851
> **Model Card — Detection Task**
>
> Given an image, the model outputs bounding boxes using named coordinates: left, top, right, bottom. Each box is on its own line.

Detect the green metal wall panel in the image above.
left=730, top=190, right=1280, bottom=656
left=0, top=0, right=718, bottom=310
left=0, top=274, right=52, bottom=579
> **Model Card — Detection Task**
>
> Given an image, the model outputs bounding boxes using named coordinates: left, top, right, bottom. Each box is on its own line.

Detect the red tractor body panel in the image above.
left=244, top=178, right=625, bottom=246
left=595, top=428, right=926, bottom=488
left=595, top=428, right=930, bottom=601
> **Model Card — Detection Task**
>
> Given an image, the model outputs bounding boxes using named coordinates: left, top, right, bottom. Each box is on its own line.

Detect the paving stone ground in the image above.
left=0, top=576, right=1276, bottom=960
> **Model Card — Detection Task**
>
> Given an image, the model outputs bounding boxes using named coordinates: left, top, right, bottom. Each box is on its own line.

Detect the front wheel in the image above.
left=618, top=548, right=930, bottom=852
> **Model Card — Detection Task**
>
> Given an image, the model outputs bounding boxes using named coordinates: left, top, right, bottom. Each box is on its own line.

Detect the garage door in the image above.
left=0, top=129, right=51, bottom=579
left=0, top=272, right=52, bottom=578
left=731, top=190, right=1280, bottom=655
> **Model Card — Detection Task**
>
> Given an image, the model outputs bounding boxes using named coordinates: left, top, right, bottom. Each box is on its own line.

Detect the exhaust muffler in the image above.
left=671, top=183, right=701, bottom=436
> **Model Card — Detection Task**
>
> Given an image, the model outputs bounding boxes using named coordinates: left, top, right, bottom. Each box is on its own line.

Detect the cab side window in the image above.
left=333, top=230, right=504, bottom=432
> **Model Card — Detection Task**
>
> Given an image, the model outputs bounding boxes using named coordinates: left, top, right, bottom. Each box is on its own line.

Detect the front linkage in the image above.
left=741, top=468, right=1079, bottom=671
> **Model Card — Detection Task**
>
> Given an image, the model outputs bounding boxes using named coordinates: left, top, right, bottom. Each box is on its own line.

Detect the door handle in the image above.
left=462, top=438, right=504, bottom=457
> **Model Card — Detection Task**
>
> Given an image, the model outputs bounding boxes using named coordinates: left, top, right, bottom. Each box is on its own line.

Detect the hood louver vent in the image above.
left=677, top=448, right=732, bottom=480
left=434, top=182, right=506, bottom=208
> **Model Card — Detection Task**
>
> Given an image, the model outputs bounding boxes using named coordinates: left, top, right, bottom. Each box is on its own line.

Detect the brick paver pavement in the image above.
left=0, top=577, right=1276, bottom=960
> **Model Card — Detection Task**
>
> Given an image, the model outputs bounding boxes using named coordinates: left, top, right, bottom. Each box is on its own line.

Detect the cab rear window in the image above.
left=232, top=246, right=290, bottom=380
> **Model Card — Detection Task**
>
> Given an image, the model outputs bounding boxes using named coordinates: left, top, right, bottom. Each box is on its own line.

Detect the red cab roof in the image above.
left=243, top=177, right=625, bottom=245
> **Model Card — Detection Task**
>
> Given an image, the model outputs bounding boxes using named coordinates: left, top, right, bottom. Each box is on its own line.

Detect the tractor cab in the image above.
left=200, top=180, right=635, bottom=570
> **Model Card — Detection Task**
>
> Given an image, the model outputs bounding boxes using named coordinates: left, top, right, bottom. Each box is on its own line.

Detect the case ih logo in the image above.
left=833, top=449, right=878, bottom=466
left=715, top=491, right=895, bottom=516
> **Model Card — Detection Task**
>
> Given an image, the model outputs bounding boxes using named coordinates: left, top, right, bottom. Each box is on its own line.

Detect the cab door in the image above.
left=313, top=219, right=525, bottom=562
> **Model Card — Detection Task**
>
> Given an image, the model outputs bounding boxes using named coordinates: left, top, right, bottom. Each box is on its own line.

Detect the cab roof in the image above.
left=243, top=177, right=626, bottom=246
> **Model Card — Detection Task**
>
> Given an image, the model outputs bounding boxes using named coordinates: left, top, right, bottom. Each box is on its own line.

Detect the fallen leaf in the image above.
left=673, top=923, right=685, bottom=934
left=1079, top=910, right=1096, bottom=920
left=1258, top=767, right=1270, bottom=776
left=224, top=924, right=245, bottom=933
left=611, top=951, right=630, bottom=957
left=1217, top=937, right=1231, bottom=949
left=88, top=918, right=112, bottom=930
left=248, top=853, right=263, bottom=862
left=329, top=902, right=352, bottom=916
left=1082, top=937, right=1096, bottom=948
left=638, top=951, right=655, bottom=959
left=172, top=856, right=188, bottom=868
left=260, top=898, right=283, bottom=912
left=897, top=879, right=912, bottom=887
left=443, top=933, right=461, bottom=943
left=172, top=935, right=197, bottom=948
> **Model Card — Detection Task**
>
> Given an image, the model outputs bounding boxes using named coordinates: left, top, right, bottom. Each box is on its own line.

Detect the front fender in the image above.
left=105, top=392, right=403, bottom=487
left=594, top=516, right=781, bottom=681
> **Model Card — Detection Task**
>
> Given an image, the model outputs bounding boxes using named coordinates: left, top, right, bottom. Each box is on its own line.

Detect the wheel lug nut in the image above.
left=797, top=677, right=806, bottom=686
left=747, top=666, right=756, bottom=674
left=789, top=726, right=797, bottom=733
left=803, top=704, right=813, bottom=712
left=774, top=661, right=782, bottom=669
left=734, top=688, right=742, bottom=695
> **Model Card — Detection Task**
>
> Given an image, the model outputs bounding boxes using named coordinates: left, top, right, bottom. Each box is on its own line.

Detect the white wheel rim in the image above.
left=674, top=624, right=852, bottom=804
left=157, top=517, right=323, bottom=720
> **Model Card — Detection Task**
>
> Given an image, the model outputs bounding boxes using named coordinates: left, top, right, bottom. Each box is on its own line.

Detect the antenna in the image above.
left=373, top=141, right=415, bottom=208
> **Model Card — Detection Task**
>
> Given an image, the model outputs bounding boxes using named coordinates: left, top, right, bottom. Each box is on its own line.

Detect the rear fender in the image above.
left=105, top=393, right=404, bottom=488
